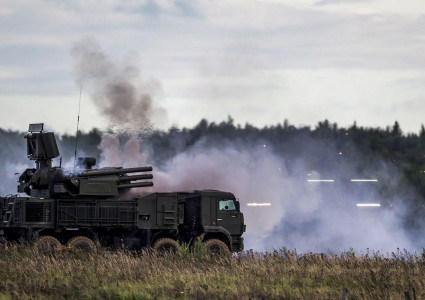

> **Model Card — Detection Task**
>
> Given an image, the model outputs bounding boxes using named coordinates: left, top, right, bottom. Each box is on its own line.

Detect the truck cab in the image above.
left=200, top=190, right=245, bottom=252
left=136, top=190, right=245, bottom=253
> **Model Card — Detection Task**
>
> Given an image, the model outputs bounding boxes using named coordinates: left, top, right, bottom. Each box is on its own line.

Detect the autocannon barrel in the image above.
left=82, top=166, right=153, bottom=177
left=119, top=174, right=153, bottom=182
left=117, top=182, right=153, bottom=189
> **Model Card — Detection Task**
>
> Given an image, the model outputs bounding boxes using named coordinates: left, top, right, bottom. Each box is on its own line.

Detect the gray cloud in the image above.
left=1, top=0, right=425, bottom=133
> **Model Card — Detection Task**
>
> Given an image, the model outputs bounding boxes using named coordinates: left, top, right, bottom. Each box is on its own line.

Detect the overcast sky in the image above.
left=1, top=0, right=425, bottom=134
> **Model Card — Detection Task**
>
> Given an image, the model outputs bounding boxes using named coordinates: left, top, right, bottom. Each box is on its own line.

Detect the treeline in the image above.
left=147, top=118, right=425, bottom=204
left=1, top=118, right=425, bottom=204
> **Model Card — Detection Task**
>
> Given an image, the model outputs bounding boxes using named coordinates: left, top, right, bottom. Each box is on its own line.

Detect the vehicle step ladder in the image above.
left=2, top=197, right=16, bottom=226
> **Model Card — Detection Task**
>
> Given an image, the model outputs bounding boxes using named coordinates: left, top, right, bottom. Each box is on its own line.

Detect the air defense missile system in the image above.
left=0, top=123, right=245, bottom=254
left=18, top=123, right=154, bottom=198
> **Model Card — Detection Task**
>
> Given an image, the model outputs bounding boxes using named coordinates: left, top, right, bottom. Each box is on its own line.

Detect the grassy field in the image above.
left=0, top=244, right=423, bottom=299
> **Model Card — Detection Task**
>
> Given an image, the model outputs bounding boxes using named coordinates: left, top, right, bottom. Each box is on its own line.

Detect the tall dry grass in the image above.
left=0, top=243, right=423, bottom=299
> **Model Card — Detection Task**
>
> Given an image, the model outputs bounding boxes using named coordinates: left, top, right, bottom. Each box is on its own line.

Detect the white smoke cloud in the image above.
left=123, top=138, right=420, bottom=253
left=98, top=134, right=123, bottom=167
left=153, top=146, right=288, bottom=244
left=98, top=134, right=147, bottom=168
left=1, top=161, right=31, bottom=195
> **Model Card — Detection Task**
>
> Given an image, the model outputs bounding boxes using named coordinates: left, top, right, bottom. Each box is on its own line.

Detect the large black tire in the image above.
left=203, top=239, right=231, bottom=256
left=67, top=236, right=96, bottom=253
left=34, top=235, right=62, bottom=253
left=152, top=238, right=179, bottom=255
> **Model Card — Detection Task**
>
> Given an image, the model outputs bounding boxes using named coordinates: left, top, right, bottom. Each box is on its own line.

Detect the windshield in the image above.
left=219, top=199, right=236, bottom=211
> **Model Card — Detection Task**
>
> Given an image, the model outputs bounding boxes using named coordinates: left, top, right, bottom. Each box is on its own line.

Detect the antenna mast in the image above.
left=74, top=84, right=82, bottom=166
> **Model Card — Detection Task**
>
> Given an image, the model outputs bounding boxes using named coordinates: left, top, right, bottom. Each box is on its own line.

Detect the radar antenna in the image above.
left=74, top=84, right=82, bottom=166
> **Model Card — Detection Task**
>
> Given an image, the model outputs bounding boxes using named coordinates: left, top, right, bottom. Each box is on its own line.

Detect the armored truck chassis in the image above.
left=0, top=124, right=245, bottom=254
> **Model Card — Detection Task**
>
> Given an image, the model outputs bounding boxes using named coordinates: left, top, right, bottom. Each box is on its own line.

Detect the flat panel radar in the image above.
left=25, top=123, right=59, bottom=160
left=28, top=123, right=44, bottom=132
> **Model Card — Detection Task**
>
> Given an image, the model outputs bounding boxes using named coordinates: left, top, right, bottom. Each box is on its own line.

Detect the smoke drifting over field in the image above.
left=70, top=38, right=425, bottom=253
left=94, top=132, right=424, bottom=253
left=151, top=143, right=421, bottom=252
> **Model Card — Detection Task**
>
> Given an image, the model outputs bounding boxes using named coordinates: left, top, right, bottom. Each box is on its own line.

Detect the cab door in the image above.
left=216, top=198, right=243, bottom=235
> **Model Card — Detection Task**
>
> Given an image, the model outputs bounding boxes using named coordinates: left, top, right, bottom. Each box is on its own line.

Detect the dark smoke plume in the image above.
left=71, top=36, right=166, bottom=133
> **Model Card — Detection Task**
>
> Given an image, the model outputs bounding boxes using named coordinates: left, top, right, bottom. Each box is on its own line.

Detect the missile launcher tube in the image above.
left=119, top=174, right=153, bottom=182
left=82, top=166, right=153, bottom=177
left=117, top=182, right=154, bottom=189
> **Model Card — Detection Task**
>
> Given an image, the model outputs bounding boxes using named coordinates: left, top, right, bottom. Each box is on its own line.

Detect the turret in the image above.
left=17, top=123, right=153, bottom=198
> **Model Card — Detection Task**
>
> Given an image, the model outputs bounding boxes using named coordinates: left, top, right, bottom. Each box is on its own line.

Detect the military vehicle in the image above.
left=0, top=123, right=245, bottom=254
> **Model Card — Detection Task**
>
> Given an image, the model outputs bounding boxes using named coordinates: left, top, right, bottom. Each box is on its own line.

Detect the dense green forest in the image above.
left=1, top=118, right=424, bottom=206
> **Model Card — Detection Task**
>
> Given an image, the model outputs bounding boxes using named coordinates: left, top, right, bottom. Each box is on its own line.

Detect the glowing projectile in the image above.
left=351, top=179, right=378, bottom=182
left=356, top=203, right=381, bottom=207
left=307, top=179, right=335, bottom=182
left=247, top=203, right=272, bottom=207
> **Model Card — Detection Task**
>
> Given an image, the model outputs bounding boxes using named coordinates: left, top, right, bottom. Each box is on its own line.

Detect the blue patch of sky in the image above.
left=0, top=45, right=68, bottom=68
left=174, top=0, right=201, bottom=18
left=125, top=0, right=161, bottom=17
left=0, top=68, right=74, bottom=95
left=116, top=0, right=201, bottom=19
left=42, top=0, right=82, bottom=13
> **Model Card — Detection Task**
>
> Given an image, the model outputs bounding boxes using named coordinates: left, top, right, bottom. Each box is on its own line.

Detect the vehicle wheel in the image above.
left=67, top=236, right=96, bottom=253
left=34, top=235, right=62, bottom=253
left=152, top=238, right=179, bottom=255
left=203, top=239, right=230, bottom=256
